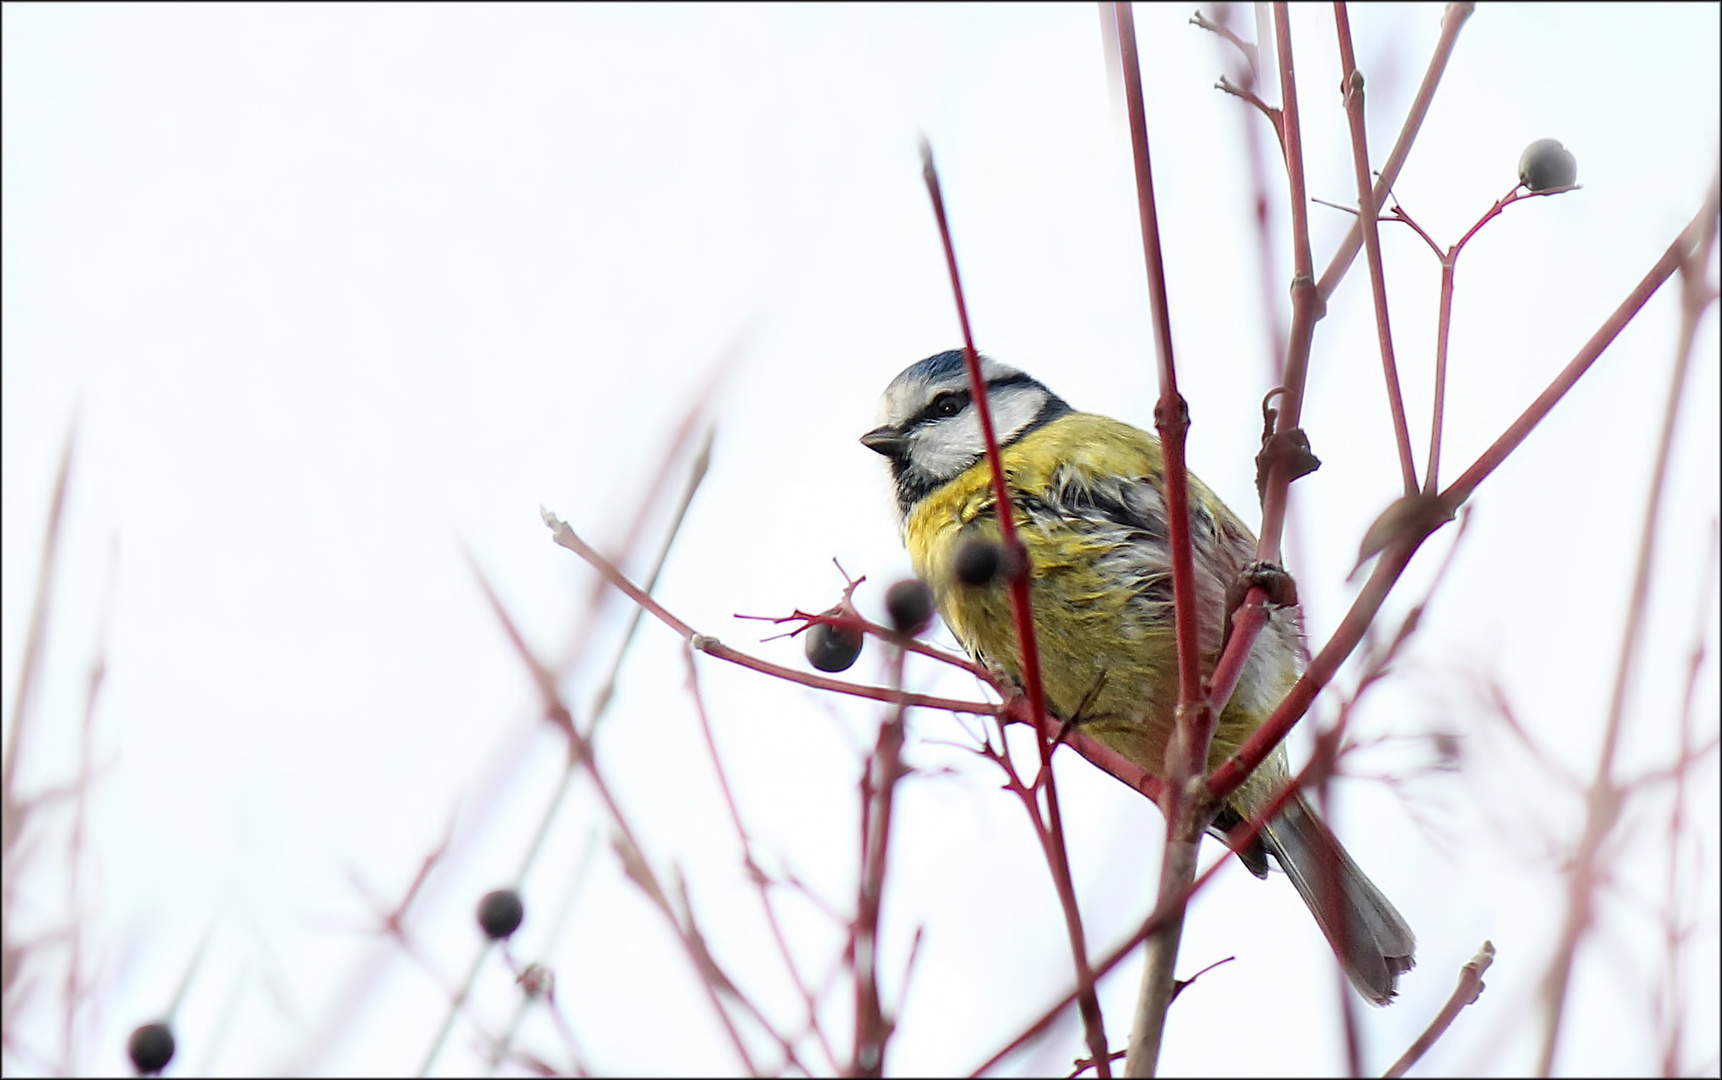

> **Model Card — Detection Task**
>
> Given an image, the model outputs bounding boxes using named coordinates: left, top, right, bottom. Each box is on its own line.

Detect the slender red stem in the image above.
left=1440, top=187, right=1708, bottom=506
left=1116, top=1, right=1203, bottom=723
left=2, top=426, right=75, bottom=801
left=918, top=148, right=1056, bottom=754
left=1383, top=942, right=1497, bottom=1078
left=1334, top=2, right=1419, bottom=497
left=1658, top=521, right=1718, bottom=1077
left=1208, top=531, right=1423, bottom=805
left=470, top=561, right=770, bottom=1075
left=920, top=143, right=1110, bottom=1075
left=970, top=741, right=1341, bottom=1078
left=1201, top=0, right=1315, bottom=789
left=1316, top=1, right=1474, bottom=302
left=684, top=653, right=839, bottom=1073
left=1113, top=4, right=1211, bottom=1073
left=1427, top=258, right=1454, bottom=495
left=1211, top=173, right=1718, bottom=807
left=543, top=510, right=998, bottom=717
left=1536, top=164, right=1720, bottom=1076
left=852, top=649, right=908, bottom=1077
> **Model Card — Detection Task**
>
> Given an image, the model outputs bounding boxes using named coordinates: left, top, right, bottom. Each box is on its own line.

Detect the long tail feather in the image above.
left=1259, top=792, right=1416, bottom=1005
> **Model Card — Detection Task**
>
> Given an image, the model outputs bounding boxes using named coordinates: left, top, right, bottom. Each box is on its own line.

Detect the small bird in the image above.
left=860, top=350, right=1415, bottom=1004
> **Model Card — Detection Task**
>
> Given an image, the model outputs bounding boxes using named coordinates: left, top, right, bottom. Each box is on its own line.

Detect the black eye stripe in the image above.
left=917, top=389, right=971, bottom=424
left=910, top=375, right=1037, bottom=427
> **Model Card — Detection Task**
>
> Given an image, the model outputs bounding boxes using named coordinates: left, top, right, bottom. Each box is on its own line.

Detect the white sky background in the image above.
left=3, top=3, right=1718, bottom=1077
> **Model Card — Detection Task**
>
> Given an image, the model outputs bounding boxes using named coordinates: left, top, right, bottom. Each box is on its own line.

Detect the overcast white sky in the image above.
left=4, top=4, right=1718, bottom=1077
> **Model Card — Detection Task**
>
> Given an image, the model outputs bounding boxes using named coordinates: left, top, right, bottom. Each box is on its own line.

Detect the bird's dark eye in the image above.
left=928, top=391, right=968, bottom=419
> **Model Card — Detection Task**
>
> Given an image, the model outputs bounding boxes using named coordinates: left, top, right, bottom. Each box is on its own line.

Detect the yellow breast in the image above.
left=903, top=411, right=1294, bottom=780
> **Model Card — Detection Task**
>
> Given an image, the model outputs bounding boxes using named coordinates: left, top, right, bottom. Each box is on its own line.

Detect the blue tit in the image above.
left=861, top=350, right=1414, bottom=1004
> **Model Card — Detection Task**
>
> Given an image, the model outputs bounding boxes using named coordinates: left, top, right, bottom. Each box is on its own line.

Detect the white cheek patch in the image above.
left=908, top=411, right=986, bottom=477
left=988, top=386, right=1050, bottom=444
left=906, top=383, right=1049, bottom=480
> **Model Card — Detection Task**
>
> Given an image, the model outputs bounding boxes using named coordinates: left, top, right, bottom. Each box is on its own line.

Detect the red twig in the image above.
left=558, top=354, right=733, bottom=675
left=1190, top=8, right=1261, bottom=78
left=1202, top=0, right=1324, bottom=755
left=1315, top=1, right=1474, bottom=302
left=1253, top=1, right=1318, bottom=568
left=1192, top=0, right=1471, bottom=867
left=1210, top=529, right=1426, bottom=807
left=517, top=968, right=592, bottom=1077
left=1219, top=5, right=1292, bottom=387
left=1113, top=3, right=1214, bottom=1072
left=1657, top=520, right=1718, bottom=1077
left=1327, top=13, right=1399, bottom=1068
left=1203, top=0, right=1472, bottom=730
left=1383, top=182, right=1556, bottom=495
left=0, top=427, right=77, bottom=1071
left=59, top=544, right=111, bottom=1073
left=2, top=426, right=75, bottom=818
left=684, top=651, right=839, bottom=1073
left=915, top=149, right=1057, bottom=746
left=1116, top=1, right=1202, bottom=729
left=1442, top=172, right=1717, bottom=508
left=1383, top=941, right=1496, bottom=1078
left=1195, top=7, right=1283, bottom=150
left=1210, top=174, right=1721, bottom=808
left=1535, top=162, right=1720, bottom=1076
left=542, top=509, right=997, bottom=718
left=970, top=739, right=1348, bottom=1077
left=748, top=605, right=993, bottom=682
left=469, top=560, right=776, bottom=1076
left=920, top=139, right=1110, bottom=1077
left=587, top=426, right=714, bottom=732
left=1334, top=3, right=1418, bottom=497
left=851, top=648, right=909, bottom=1077
left=983, top=576, right=1449, bottom=1079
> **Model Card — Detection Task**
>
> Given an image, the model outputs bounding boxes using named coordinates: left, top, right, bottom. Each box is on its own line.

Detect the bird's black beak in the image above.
left=860, top=426, right=907, bottom=458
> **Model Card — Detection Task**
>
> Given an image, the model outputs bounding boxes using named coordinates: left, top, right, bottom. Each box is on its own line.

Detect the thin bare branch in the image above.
left=921, top=138, right=1109, bottom=1072
left=1659, top=519, right=1719, bottom=1077
left=1333, top=3, right=1419, bottom=497
left=1536, top=161, right=1720, bottom=1077
left=1383, top=941, right=1496, bottom=1078
left=1442, top=167, right=1718, bottom=507
left=684, top=650, right=840, bottom=1073
left=542, top=509, right=996, bottom=717
left=1212, top=169, right=1722, bottom=810
left=3, top=426, right=76, bottom=825
left=1316, top=2, right=1474, bottom=301
left=1113, top=2, right=1223, bottom=1069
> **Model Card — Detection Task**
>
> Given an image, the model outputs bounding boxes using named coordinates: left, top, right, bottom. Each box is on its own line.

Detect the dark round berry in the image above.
left=954, top=538, right=1002, bottom=587
left=128, top=1022, right=175, bottom=1075
left=805, top=620, right=863, bottom=672
left=477, top=888, right=525, bottom=940
left=884, top=579, right=934, bottom=635
left=1518, top=138, right=1577, bottom=192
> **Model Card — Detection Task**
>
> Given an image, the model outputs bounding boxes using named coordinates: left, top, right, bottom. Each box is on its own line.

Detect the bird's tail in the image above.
left=1259, top=791, right=1416, bottom=1005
